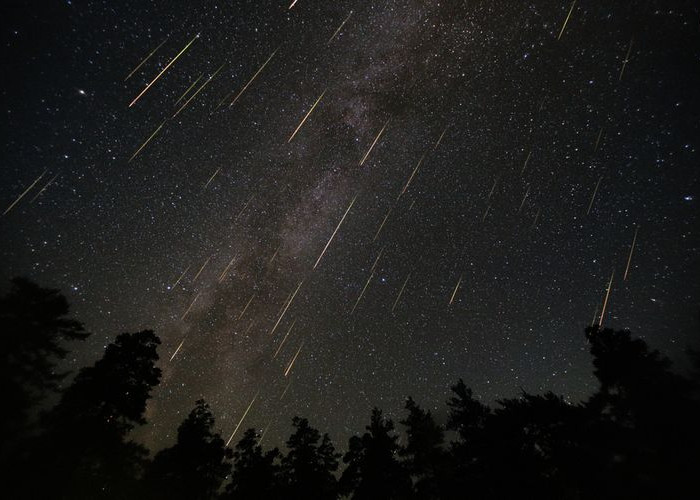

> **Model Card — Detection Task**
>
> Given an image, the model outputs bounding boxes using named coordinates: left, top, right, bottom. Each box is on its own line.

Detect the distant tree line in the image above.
left=2, top=277, right=699, bottom=499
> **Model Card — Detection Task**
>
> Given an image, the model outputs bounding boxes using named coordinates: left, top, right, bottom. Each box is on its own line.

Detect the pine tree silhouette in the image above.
left=223, top=428, right=281, bottom=499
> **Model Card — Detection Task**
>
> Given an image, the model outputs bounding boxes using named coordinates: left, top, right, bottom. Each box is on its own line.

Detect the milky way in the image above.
left=2, top=0, right=699, bottom=451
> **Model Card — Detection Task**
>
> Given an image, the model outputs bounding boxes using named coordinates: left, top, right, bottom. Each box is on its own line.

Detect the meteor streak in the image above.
left=3, top=170, right=46, bottom=216
left=587, top=176, right=603, bottom=215
left=128, top=120, right=166, bottom=163
left=129, top=33, right=198, bottom=107
left=373, top=208, right=391, bottom=241
left=359, top=119, right=390, bottom=166
left=518, top=185, right=530, bottom=213
left=449, top=275, right=462, bottom=305
left=173, top=63, right=225, bottom=118
left=557, top=0, right=576, bottom=40
left=284, top=342, right=304, bottom=377
left=238, top=293, right=255, bottom=320
left=218, top=255, right=237, bottom=283
left=313, top=196, right=357, bottom=269
left=269, top=281, right=303, bottom=336
left=391, top=273, right=410, bottom=313
left=482, top=204, right=491, bottom=222
left=204, top=167, right=221, bottom=189
left=174, top=72, right=204, bottom=106
left=288, top=0, right=299, bottom=9
left=181, top=292, right=201, bottom=321
left=280, top=380, right=292, bottom=400
left=400, top=153, right=426, bottom=197
left=288, top=89, right=327, bottom=143
left=229, top=47, right=280, bottom=107
left=594, top=127, right=604, bottom=152
left=521, top=151, right=532, bottom=175
left=169, top=339, right=185, bottom=362
left=618, top=39, right=634, bottom=82
left=623, top=226, right=639, bottom=281
left=488, top=177, right=499, bottom=200
left=193, top=257, right=210, bottom=282
left=29, top=173, right=59, bottom=203
left=236, top=196, right=254, bottom=221
left=327, top=11, right=353, bottom=44
left=598, top=270, right=614, bottom=327
left=226, top=392, right=259, bottom=446
left=125, top=38, right=168, bottom=81
left=171, top=265, right=190, bottom=289
left=434, top=127, right=448, bottom=150
left=273, top=319, right=296, bottom=359
left=351, top=272, right=374, bottom=314
left=370, top=246, right=384, bottom=274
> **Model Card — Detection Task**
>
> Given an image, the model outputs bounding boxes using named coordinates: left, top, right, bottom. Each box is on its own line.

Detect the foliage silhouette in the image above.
left=222, top=428, right=281, bottom=499
left=144, top=399, right=232, bottom=500
left=340, top=407, right=411, bottom=499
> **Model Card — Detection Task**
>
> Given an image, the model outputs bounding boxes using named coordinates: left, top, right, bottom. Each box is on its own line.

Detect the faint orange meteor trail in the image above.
left=230, top=47, right=280, bottom=106
left=531, top=207, right=541, bottom=228
left=269, top=281, right=303, bottom=336
left=128, top=120, right=166, bottom=163
left=284, top=342, right=304, bottom=377
left=169, top=339, right=185, bottom=362
left=218, top=255, right=237, bottom=283
left=171, top=265, right=190, bottom=289
left=273, top=319, right=296, bottom=359
left=359, top=119, right=390, bottom=166
left=449, top=275, right=462, bottom=305
left=594, top=127, right=604, bottom=152
left=173, top=63, right=225, bottom=118
left=3, top=170, right=46, bottom=216
left=327, top=11, right=353, bottom=44
left=599, top=270, right=614, bottom=327
left=129, top=33, right=198, bottom=107
left=125, top=38, right=168, bottom=81
left=400, top=153, right=426, bottom=197
left=392, top=273, right=410, bottom=312
left=226, top=392, right=259, bottom=446
left=482, top=204, right=491, bottom=222
left=521, top=151, right=532, bottom=175
left=618, top=39, right=634, bottom=82
left=181, top=292, right=201, bottom=321
left=175, top=73, right=204, bottom=106
left=557, top=1, right=576, bottom=40
left=623, top=226, right=639, bottom=281
left=29, top=173, right=59, bottom=204
left=434, top=127, right=448, bottom=150
left=313, top=196, right=357, bottom=269
left=193, top=257, right=211, bottom=282
left=288, top=89, right=327, bottom=143
left=351, top=272, right=374, bottom=314
left=373, top=208, right=392, bottom=241
left=587, top=176, right=603, bottom=215
left=238, top=293, right=255, bottom=320
left=269, top=246, right=280, bottom=265
left=204, top=167, right=221, bottom=189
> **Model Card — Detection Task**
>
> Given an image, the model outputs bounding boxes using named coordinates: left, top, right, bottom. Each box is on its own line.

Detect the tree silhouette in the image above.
left=29, top=330, right=161, bottom=499
left=222, top=428, right=281, bottom=499
left=144, top=399, right=231, bottom=500
left=340, top=407, right=411, bottom=500
left=281, top=417, right=340, bottom=500
left=0, top=278, right=88, bottom=452
left=399, top=397, right=446, bottom=499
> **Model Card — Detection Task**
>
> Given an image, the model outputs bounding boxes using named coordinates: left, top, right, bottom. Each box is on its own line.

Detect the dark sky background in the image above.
left=1, top=0, right=699, bottom=452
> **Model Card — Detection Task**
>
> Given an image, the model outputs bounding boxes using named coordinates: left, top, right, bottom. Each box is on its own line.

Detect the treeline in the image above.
left=2, top=277, right=699, bottom=499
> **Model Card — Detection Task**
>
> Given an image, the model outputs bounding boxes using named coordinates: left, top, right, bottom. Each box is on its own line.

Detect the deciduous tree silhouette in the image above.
left=222, top=428, right=281, bottom=499
left=31, top=330, right=161, bottom=499
left=144, top=399, right=231, bottom=500
left=0, top=278, right=88, bottom=451
left=399, top=397, right=445, bottom=499
left=340, top=408, right=411, bottom=500
left=281, top=417, right=340, bottom=500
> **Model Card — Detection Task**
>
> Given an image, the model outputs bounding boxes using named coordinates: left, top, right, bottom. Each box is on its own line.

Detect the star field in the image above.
left=1, top=0, right=699, bottom=451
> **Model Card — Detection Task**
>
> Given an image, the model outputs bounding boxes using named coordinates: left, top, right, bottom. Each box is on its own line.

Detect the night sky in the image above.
left=2, top=0, right=699, bottom=451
